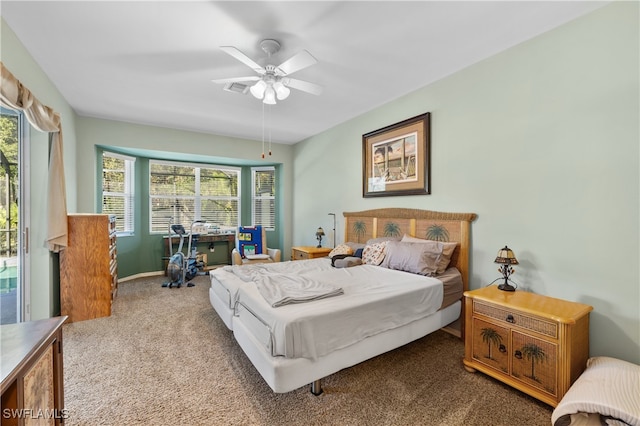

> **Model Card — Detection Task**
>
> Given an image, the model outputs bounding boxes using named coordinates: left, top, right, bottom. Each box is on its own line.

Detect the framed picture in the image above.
left=362, top=112, right=430, bottom=198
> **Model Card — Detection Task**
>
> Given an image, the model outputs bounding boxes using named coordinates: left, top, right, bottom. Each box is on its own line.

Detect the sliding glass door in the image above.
left=0, top=107, right=28, bottom=324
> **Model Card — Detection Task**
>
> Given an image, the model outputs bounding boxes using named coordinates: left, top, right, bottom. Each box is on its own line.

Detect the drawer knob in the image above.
left=506, top=314, right=515, bottom=323
left=514, top=350, right=523, bottom=359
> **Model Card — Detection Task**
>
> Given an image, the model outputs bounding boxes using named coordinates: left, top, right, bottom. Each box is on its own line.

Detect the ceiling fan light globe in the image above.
left=263, top=86, right=277, bottom=105
left=274, top=82, right=290, bottom=100
left=250, top=80, right=266, bottom=99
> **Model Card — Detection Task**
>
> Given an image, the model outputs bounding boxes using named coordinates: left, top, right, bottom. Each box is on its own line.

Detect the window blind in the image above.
left=102, top=152, right=135, bottom=235
left=252, top=167, right=275, bottom=231
left=149, top=160, right=240, bottom=233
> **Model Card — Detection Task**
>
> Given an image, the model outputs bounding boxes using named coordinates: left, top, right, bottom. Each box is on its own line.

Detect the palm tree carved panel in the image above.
left=345, top=218, right=374, bottom=243
left=471, top=318, right=509, bottom=374
left=345, top=218, right=463, bottom=244
left=377, top=219, right=410, bottom=239
left=511, top=331, right=557, bottom=397
left=415, top=220, right=459, bottom=242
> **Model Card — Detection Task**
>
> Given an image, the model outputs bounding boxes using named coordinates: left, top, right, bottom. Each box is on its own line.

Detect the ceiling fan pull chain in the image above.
left=268, top=104, right=272, bottom=156
left=261, top=101, right=265, bottom=159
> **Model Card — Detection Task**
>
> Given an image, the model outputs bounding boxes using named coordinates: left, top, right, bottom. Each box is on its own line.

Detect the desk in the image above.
left=163, top=233, right=235, bottom=270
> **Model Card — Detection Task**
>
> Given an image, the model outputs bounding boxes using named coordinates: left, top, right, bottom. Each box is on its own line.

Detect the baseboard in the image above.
left=119, top=267, right=220, bottom=283
left=118, top=271, right=165, bottom=282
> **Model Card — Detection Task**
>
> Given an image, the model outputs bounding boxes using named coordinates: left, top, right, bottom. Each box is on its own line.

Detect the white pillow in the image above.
left=382, top=241, right=442, bottom=276
left=246, top=254, right=270, bottom=260
left=401, top=234, right=457, bottom=274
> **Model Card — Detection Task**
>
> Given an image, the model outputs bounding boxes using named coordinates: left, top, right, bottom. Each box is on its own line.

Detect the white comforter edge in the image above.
left=551, top=356, right=640, bottom=426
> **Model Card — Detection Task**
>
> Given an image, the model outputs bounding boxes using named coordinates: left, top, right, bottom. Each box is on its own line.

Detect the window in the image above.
left=149, top=160, right=240, bottom=233
left=252, top=166, right=275, bottom=231
left=102, top=152, right=135, bottom=235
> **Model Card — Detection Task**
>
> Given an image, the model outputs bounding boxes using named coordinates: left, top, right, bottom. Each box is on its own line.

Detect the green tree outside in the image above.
left=0, top=113, right=19, bottom=257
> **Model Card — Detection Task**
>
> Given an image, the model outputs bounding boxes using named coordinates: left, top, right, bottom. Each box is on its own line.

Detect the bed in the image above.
left=209, top=208, right=476, bottom=394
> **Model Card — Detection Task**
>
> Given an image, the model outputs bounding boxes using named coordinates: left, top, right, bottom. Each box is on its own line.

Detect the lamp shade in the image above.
left=250, top=80, right=267, bottom=99
left=316, top=227, right=325, bottom=237
left=495, top=246, right=518, bottom=265
left=273, top=81, right=290, bottom=100
left=263, top=86, right=276, bottom=104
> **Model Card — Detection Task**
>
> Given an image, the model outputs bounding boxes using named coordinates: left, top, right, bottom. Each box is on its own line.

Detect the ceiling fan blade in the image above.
left=211, top=76, right=261, bottom=84
left=220, top=46, right=265, bottom=74
left=282, top=77, right=323, bottom=96
left=275, top=50, right=317, bottom=76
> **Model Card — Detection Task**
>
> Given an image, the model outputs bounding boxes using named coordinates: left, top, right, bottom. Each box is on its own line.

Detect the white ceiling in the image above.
left=1, top=1, right=607, bottom=145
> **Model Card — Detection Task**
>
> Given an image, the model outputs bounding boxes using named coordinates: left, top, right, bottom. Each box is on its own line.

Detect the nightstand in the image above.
left=291, top=246, right=332, bottom=260
left=463, top=285, right=592, bottom=407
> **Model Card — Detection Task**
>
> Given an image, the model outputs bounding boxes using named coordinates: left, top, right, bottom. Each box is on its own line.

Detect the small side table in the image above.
left=291, top=246, right=332, bottom=260
left=463, top=285, right=592, bottom=407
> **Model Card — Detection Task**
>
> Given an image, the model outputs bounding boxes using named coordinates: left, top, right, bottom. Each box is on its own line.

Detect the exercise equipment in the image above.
left=162, top=220, right=206, bottom=288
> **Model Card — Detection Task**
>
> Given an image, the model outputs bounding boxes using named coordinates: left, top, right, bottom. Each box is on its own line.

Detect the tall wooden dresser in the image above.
left=60, top=214, right=118, bottom=323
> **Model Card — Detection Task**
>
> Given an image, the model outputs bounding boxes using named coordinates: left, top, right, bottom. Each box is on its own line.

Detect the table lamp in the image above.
left=316, top=227, right=325, bottom=248
left=495, top=245, right=518, bottom=291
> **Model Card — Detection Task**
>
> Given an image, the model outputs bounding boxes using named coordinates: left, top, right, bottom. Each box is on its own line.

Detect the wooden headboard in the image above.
left=343, top=208, right=477, bottom=292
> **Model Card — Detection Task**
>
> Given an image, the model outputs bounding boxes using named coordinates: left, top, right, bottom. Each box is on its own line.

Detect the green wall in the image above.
left=95, top=147, right=284, bottom=277
left=77, top=117, right=294, bottom=278
left=292, top=2, right=639, bottom=363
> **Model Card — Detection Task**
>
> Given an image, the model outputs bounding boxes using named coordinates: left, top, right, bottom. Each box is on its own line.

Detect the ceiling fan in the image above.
left=212, top=39, right=322, bottom=104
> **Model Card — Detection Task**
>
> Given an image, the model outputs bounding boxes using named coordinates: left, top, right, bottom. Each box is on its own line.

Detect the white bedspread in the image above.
left=234, top=264, right=444, bottom=360
left=209, top=258, right=334, bottom=308
left=245, top=269, right=344, bottom=307
left=552, top=356, right=640, bottom=426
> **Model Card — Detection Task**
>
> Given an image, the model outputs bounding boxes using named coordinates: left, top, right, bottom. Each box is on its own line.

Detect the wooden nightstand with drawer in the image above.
left=463, top=285, right=592, bottom=407
left=291, top=246, right=332, bottom=260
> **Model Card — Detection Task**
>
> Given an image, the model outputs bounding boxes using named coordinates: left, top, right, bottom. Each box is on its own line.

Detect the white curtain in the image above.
left=0, top=62, right=68, bottom=252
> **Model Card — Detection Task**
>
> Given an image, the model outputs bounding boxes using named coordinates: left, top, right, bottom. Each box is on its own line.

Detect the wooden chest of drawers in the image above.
left=291, top=246, right=332, bottom=260
left=463, top=285, right=592, bottom=407
left=60, top=214, right=118, bottom=323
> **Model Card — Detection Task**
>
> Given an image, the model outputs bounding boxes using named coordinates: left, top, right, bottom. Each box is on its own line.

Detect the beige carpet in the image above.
left=62, top=275, right=552, bottom=425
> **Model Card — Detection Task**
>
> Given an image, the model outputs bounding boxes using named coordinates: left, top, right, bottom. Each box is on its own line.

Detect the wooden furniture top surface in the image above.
left=1, top=316, right=67, bottom=392
left=162, top=233, right=235, bottom=240
left=292, top=246, right=333, bottom=254
left=464, top=285, right=593, bottom=324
